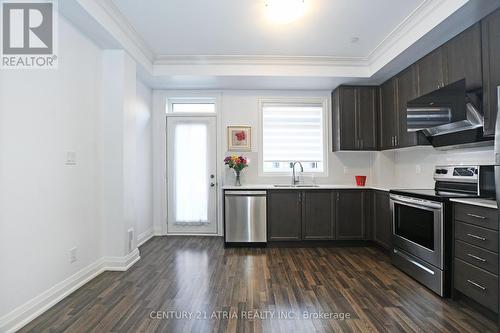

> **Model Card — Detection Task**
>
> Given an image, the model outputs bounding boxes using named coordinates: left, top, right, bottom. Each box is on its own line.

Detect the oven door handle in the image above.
left=390, top=197, right=442, bottom=211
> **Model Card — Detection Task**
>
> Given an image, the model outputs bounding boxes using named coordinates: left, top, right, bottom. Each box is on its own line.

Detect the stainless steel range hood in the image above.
left=406, top=80, right=493, bottom=148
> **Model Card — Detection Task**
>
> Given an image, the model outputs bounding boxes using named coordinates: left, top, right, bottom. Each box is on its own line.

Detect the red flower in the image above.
left=235, top=131, right=246, bottom=141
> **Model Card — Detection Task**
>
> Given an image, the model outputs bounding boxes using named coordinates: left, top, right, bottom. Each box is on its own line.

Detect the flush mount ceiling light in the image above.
left=265, top=0, right=306, bottom=24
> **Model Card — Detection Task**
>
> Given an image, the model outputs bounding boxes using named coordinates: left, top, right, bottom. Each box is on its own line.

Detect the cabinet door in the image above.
left=357, top=87, right=378, bottom=150
left=417, top=47, right=446, bottom=96
left=482, top=9, right=500, bottom=137
left=445, top=23, right=482, bottom=90
left=336, top=191, right=364, bottom=240
left=337, top=87, right=358, bottom=150
left=302, top=191, right=335, bottom=240
left=373, top=191, right=391, bottom=249
left=397, top=66, right=420, bottom=148
left=268, top=191, right=302, bottom=241
left=379, top=79, right=398, bottom=150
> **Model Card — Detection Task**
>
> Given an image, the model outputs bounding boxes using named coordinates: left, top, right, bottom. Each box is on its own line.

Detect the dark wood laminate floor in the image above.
left=19, top=236, right=497, bottom=333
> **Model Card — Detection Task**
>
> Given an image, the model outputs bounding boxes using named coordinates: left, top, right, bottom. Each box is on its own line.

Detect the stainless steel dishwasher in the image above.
left=224, top=190, right=267, bottom=244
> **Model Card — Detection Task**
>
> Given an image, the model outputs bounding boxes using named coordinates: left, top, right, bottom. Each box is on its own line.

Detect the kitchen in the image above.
left=2, top=1, right=500, bottom=332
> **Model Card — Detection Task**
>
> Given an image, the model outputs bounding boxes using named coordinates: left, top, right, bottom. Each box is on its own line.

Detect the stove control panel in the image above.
left=434, top=165, right=478, bottom=183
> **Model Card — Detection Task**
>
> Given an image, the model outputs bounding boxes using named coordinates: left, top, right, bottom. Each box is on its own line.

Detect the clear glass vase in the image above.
left=234, top=170, right=241, bottom=186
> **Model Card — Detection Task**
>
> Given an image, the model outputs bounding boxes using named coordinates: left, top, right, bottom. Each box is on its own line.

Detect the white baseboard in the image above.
left=102, top=248, right=141, bottom=271
left=0, top=249, right=141, bottom=333
left=137, top=228, right=154, bottom=247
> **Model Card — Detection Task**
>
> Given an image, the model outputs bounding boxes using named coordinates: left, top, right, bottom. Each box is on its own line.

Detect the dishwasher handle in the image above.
left=225, top=191, right=267, bottom=196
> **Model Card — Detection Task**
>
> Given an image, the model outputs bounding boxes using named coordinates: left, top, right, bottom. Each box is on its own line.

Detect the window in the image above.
left=167, top=98, right=216, bottom=113
left=262, top=101, right=326, bottom=173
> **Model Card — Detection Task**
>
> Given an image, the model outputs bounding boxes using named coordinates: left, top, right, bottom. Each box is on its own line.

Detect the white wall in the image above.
left=0, top=16, right=102, bottom=318
left=100, top=50, right=138, bottom=258
left=219, top=91, right=374, bottom=186
left=135, top=81, right=154, bottom=243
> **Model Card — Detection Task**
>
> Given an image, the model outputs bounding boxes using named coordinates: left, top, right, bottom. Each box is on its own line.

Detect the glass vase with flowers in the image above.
left=224, top=155, right=248, bottom=186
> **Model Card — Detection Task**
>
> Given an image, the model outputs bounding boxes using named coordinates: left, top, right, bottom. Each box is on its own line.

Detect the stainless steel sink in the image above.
left=273, top=184, right=320, bottom=188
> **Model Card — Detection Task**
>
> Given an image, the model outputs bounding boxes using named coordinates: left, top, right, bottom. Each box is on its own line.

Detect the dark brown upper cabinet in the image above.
left=444, top=23, right=482, bottom=90
left=417, top=47, right=446, bottom=96
left=396, top=66, right=429, bottom=148
left=332, top=86, right=378, bottom=151
left=482, top=9, right=500, bottom=137
left=378, top=78, right=399, bottom=150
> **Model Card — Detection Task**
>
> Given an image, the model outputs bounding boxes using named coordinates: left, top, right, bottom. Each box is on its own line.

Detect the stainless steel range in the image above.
left=390, top=165, right=495, bottom=297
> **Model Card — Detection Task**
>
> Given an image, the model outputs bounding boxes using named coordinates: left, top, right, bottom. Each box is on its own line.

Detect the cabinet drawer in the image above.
left=455, top=221, right=498, bottom=253
left=454, top=258, right=498, bottom=313
left=455, top=240, right=498, bottom=275
left=455, top=203, right=498, bottom=230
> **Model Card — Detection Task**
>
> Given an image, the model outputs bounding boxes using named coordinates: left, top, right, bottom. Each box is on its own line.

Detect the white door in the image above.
left=167, top=116, right=217, bottom=234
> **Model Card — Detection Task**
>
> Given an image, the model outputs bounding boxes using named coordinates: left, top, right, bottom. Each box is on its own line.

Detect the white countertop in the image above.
left=450, top=198, right=498, bottom=210
left=222, top=184, right=394, bottom=191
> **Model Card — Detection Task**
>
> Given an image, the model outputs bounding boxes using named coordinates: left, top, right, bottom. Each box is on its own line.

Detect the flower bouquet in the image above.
left=224, top=155, right=248, bottom=186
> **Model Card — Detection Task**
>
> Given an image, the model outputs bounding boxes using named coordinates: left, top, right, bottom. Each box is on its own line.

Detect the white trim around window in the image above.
left=258, top=97, right=329, bottom=178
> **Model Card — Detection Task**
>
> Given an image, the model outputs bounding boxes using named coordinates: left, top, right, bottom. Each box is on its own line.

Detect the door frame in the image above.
left=152, top=91, right=223, bottom=236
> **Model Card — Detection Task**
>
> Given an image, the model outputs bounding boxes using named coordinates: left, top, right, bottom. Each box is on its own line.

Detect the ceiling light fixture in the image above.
left=265, top=0, right=306, bottom=24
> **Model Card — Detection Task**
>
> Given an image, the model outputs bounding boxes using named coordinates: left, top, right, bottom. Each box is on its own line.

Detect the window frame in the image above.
left=166, top=97, right=217, bottom=115
left=258, top=97, right=329, bottom=177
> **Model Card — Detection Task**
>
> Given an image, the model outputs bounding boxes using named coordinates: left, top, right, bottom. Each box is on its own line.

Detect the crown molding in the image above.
left=153, top=55, right=370, bottom=77
left=73, top=0, right=155, bottom=72
left=367, top=0, right=469, bottom=73
left=154, top=55, right=368, bottom=67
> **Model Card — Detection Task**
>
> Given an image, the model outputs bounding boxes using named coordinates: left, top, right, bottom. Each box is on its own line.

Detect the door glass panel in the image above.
left=174, top=123, right=208, bottom=223
left=394, top=204, right=435, bottom=250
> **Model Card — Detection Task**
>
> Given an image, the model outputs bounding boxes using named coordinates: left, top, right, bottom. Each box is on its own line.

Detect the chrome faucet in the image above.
left=291, top=161, right=304, bottom=185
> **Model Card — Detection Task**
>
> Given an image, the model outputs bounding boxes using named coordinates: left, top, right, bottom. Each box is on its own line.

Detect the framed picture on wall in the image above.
left=227, top=126, right=251, bottom=151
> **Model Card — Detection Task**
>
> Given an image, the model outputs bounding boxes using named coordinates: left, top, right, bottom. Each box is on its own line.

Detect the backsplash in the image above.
left=375, top=145, right=495, bottom=188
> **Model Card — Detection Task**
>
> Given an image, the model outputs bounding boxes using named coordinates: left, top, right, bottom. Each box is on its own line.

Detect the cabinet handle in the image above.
left=466, top=233, right=486, bottom=241
left=467, top=253, right=487, bottom=262
left=467, top=279, right=486, bottom=291
left=467, top=213, right=486, bottom=220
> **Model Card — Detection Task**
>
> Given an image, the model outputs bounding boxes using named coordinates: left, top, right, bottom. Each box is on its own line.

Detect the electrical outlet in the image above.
left=416, top=165, right=422, bottom=175
left=69, top=247, right=78, bottom=263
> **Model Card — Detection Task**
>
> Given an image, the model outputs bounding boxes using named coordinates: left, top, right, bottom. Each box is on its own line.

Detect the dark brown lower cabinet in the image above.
left=335, top=190, right=365, bottom=240
left=267, top=189, right=370, bottom=242
left=267, top=191, right=302, bottom=241
left=373, top=191, right=392, bottom=249
left=302, top=191, right=335, bottom=240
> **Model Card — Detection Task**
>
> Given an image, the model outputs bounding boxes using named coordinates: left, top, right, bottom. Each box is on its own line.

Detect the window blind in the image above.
left=262, top=103, right=324, bottom=170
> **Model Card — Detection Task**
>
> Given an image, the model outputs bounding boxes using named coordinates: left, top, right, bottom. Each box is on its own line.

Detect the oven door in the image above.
left=390, top=194, right=444, bottom=269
